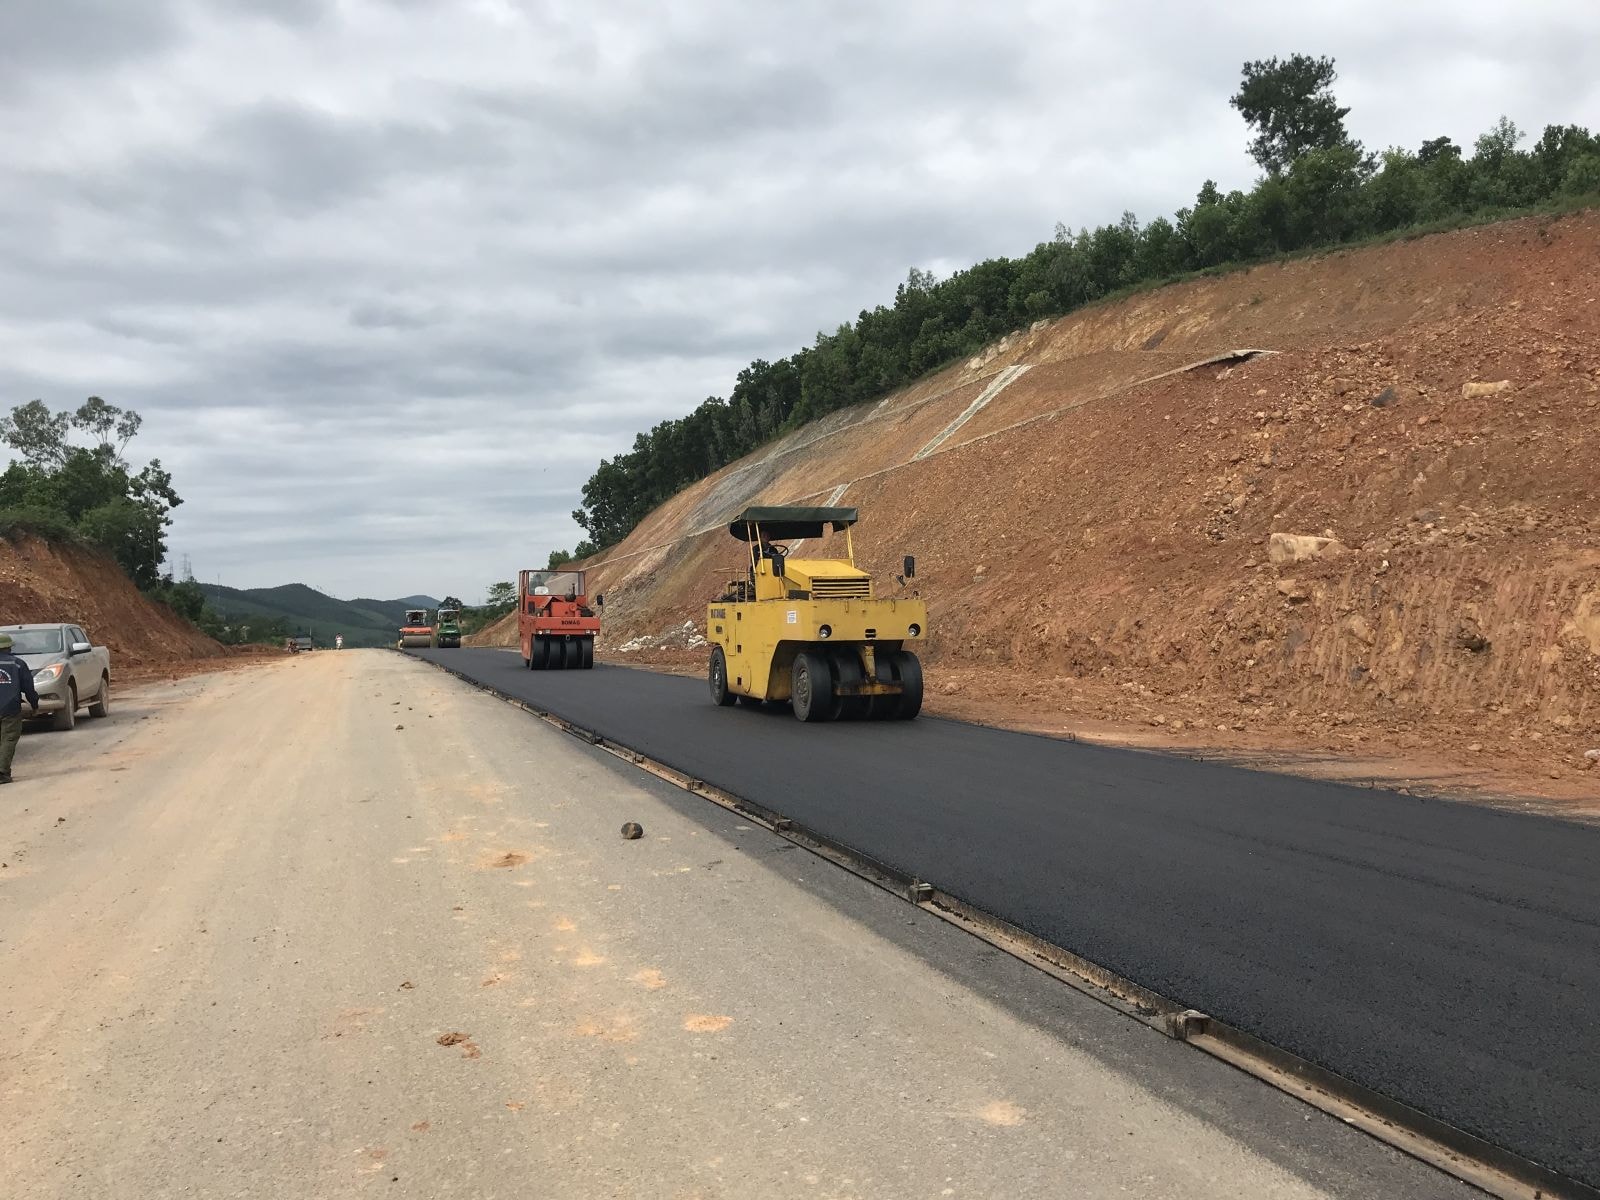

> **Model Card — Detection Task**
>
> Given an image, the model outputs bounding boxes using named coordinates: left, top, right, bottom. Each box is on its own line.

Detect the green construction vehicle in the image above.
left=432, top=607, right=462, bottom=649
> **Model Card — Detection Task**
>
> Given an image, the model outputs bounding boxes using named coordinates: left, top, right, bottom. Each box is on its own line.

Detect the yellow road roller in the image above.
left=706, top=505, right=926, bottom=721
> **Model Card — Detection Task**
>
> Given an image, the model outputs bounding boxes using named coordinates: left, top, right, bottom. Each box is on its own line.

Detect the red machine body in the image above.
left=517, top=568, right=600, bottom=671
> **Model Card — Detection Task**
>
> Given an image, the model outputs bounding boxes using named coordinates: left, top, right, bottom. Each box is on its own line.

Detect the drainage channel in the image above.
left=409, top=650, right=1589, bottom=1200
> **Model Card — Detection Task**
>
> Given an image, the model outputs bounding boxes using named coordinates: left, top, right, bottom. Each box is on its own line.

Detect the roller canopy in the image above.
left=728, top=505, right=859, bottom=541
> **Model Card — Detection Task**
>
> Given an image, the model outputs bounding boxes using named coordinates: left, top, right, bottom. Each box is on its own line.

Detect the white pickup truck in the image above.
left=1, top=623, right=112, bottom=731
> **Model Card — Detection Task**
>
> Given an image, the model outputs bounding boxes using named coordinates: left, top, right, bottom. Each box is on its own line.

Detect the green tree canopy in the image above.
left=1230, top=54, right=1356, bottom=175
left=0, top=397, right=180, bottom=589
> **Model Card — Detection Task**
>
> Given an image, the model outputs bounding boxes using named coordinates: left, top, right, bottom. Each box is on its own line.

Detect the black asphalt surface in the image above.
left=414, top=647, right=1600, bottom=1189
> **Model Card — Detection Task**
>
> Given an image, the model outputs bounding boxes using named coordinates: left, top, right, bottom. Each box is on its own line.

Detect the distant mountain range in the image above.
left=198, top=583, right=441, bottom=647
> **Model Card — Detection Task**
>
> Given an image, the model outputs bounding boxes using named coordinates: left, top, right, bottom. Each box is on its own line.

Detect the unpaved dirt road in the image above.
left=0, top=651, right=1464, bottom=1199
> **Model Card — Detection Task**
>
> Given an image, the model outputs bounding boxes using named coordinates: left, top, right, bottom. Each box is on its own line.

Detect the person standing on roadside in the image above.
left=0, top=633, right=40, bottom=784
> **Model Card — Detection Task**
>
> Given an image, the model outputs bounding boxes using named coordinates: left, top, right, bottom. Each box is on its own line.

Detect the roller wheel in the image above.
left=790, top=651, right=832, bottom=722
left=531, top=638, right=549, bottom=670
left=890, top=651, right=923, bottom=720
left=564, top=639, right=581, bottom=669
left=580, top=636, right=594, bottom=669
left=865, top=656, right=897, bottom=720
left=709, top=647, right=736, bottom=706
left=828, top=648, right=868, bottom=721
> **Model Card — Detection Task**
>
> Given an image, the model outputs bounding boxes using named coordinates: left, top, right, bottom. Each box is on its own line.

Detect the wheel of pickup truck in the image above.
left=52, top=682, right=77, bottom=731
left=88, top=674, right=110, bottom=718
left=790, top=651, right=832, bottom=722
left=580, top=636, right=594, bottom=669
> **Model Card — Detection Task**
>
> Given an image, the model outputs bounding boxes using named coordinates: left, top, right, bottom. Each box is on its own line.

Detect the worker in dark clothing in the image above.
left=0, top=633, right=40, bottom=784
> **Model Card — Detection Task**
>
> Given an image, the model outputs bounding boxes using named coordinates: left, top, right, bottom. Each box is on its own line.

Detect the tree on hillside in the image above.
left=1417, top=136, right=1459, bottom=164
left=1231, top=54, right=1356, bottom=175
left=440, top=595, right=463, bottom=610
left=0, top=397, right=181, bottom=589
left=484, top=581, right=516, bottom=610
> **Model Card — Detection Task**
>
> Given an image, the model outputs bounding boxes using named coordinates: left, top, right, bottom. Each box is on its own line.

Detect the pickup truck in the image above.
left=0, top=623, right=112, bottom=731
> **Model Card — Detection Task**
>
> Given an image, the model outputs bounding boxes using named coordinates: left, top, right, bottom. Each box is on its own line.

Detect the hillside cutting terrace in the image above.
left=474, top=211, right=1600, bottom=807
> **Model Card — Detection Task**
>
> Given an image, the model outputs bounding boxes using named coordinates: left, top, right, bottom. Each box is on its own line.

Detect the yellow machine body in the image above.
left=705, top=506, right=926, bottom=721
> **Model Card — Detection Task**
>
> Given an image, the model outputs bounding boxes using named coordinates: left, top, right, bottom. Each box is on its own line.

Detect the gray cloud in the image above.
left=2, top=0, right=1597, bottom=599
left=0, top=0, right=180, bottom=83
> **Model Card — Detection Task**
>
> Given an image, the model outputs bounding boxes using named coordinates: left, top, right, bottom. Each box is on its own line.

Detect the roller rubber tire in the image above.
left=891, top=650, right=924, bottom=720
left=580, top=637, right=594, bottom=669
left=865, top=656, right=897, bottom=720
left=790, top=651, right=832, bottom=722
left=828, top=648, right=868, bottom=721
left=709, top=647, right=736, bottom=706
left=531, top=638, right=549, bottom=670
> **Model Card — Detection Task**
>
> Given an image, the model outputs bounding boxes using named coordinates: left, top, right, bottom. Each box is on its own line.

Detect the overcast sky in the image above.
left=2, top=0, right=1595, bottom=600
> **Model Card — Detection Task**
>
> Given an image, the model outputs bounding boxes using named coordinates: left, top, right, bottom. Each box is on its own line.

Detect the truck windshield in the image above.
left=5, top=629, right=64, bottom=654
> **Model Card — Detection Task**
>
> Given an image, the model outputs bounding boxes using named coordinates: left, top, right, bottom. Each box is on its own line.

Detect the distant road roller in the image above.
left=432, top=607, right=462, bottom=649
left=397, top=609, right=434, bottom=649
left=706, top=505, right=925, bottom=721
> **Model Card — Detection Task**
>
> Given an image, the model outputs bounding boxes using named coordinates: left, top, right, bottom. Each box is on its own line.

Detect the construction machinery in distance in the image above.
left=397, top=609, right=433, bottom=649
left=518, top=569, right=600, bottom=669
left=707, top=505, right=925, bottom=721
left=432, top=607, right=462, bottom=649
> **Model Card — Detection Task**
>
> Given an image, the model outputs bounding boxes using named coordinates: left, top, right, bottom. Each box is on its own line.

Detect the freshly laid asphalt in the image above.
left=413, top=647, right=1600, bottom=1191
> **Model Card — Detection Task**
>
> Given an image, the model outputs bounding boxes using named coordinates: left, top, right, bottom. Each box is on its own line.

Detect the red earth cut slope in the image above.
left=477, top=212, right=1600, bottom=806
left=0, top=534, right=225, bottom=672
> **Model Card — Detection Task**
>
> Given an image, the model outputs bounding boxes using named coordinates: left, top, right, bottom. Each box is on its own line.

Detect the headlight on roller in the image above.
left=818, top=625, right=832, bottom=639
left=908, top=623, right=921, bottom=637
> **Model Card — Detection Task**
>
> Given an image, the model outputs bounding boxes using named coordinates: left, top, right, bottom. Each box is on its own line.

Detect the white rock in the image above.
left=1268, top=532, right=1347, bottom=564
